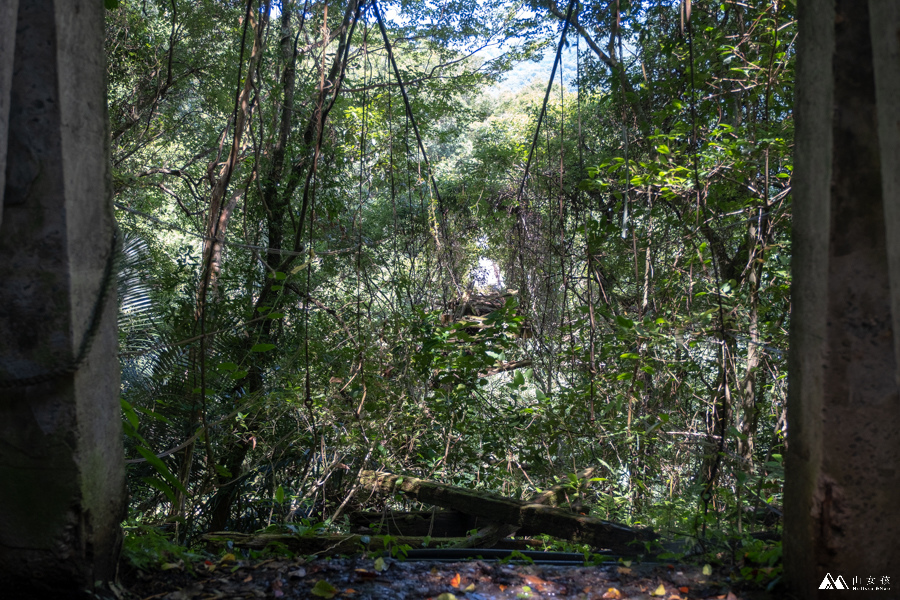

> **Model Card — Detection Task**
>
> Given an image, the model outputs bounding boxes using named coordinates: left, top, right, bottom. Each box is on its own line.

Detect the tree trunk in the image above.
left=785, top=0, right=900, bottom=596
left=0, top=1, right=125, bottom=593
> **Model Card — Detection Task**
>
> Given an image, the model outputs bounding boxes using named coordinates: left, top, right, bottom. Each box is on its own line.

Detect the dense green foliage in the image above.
left=109, top=0, right=793, bottom=561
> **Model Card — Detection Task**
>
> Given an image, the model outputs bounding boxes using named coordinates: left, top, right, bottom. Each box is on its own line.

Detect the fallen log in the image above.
left=454, top=467, right=595, bottom=549
left=348, top=509, right=558, bottom=540
left=349, top=509, right=488, bottom=537
left=357, top=470, right=655, bottom=554
left=201, top=532, right=547, bottom=555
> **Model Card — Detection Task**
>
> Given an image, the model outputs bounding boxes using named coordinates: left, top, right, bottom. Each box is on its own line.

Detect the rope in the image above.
left=515, top=0, right=578, bottom=204
left=371, top=0, right=444, bottom=224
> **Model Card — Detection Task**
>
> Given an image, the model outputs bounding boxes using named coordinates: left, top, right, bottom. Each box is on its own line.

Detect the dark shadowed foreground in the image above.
left=121, top=556, right=779, bottom=600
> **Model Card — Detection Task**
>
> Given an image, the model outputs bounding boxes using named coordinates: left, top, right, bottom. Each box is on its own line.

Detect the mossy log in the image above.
left=454, top=467, right=596, bottom=549
left=357, top=470, right=654, bottom=553
left=349, top=510, right=488, bottom=537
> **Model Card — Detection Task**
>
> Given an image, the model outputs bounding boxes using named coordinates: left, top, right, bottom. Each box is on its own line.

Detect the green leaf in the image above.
left=134, top=406, right=174, bottom=426
left=105, top=0, right=120, bottom=8
left=266, top=312, right=285, bottom=319
left=135, top=446, right=188, bottom=497
left=310, top=580, right=339, bottom=598
left=229, top=370, right=249, bottom=380
left=615, top=315, right=634, bottom=329
left=250, top=343, right=276, bottom=352
left=275, top=485, right=285, bottom=504
left=141, top=476, right=176, bottom=504
left=121, top=399, right=140, bottom=431
left=218, top=362, right=238, bottom=372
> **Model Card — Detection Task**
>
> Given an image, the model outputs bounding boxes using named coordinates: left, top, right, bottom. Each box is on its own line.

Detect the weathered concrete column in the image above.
left=0, top=0, right=125, bottom=594
left=785, top=0, right=900, bottom=596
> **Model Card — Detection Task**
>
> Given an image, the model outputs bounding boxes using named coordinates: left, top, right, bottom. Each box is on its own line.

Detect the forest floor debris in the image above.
left=119, top=555, right=782, bottom=600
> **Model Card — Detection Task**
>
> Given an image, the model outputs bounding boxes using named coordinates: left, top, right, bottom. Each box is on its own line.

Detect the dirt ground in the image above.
left=119, top=555, right=784, bottom=600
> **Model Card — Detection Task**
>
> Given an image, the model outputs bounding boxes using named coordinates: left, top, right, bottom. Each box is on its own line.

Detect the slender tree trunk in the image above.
left=785, top=0, right=900, bottom=596
left=737, top=207, right=769, bottom=465
left=207, top=0, right=363, bottom=531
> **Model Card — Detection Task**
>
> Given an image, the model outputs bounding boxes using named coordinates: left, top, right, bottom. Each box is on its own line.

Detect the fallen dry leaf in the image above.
left=354, top=568, right=378, bottom=580
left=602, top=587, right=622, bottom=599
left=521, top=574, right=550, bottom=592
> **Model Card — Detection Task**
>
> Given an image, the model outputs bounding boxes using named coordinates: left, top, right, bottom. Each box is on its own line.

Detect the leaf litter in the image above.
left=121, top=555, right=779, bottom=600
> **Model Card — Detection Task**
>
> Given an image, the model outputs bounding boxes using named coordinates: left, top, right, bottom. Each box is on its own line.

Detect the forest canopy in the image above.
left=109, top=0, right=792, bottom=557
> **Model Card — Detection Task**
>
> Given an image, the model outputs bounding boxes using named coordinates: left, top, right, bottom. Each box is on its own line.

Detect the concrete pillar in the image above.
left=0, top=0, right=125, bottom=594
left=785, top=0, right=900, bottom=596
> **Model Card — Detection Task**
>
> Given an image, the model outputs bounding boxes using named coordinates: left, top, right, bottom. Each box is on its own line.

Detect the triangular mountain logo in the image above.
left=819, top=573, right=848, bottom=589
